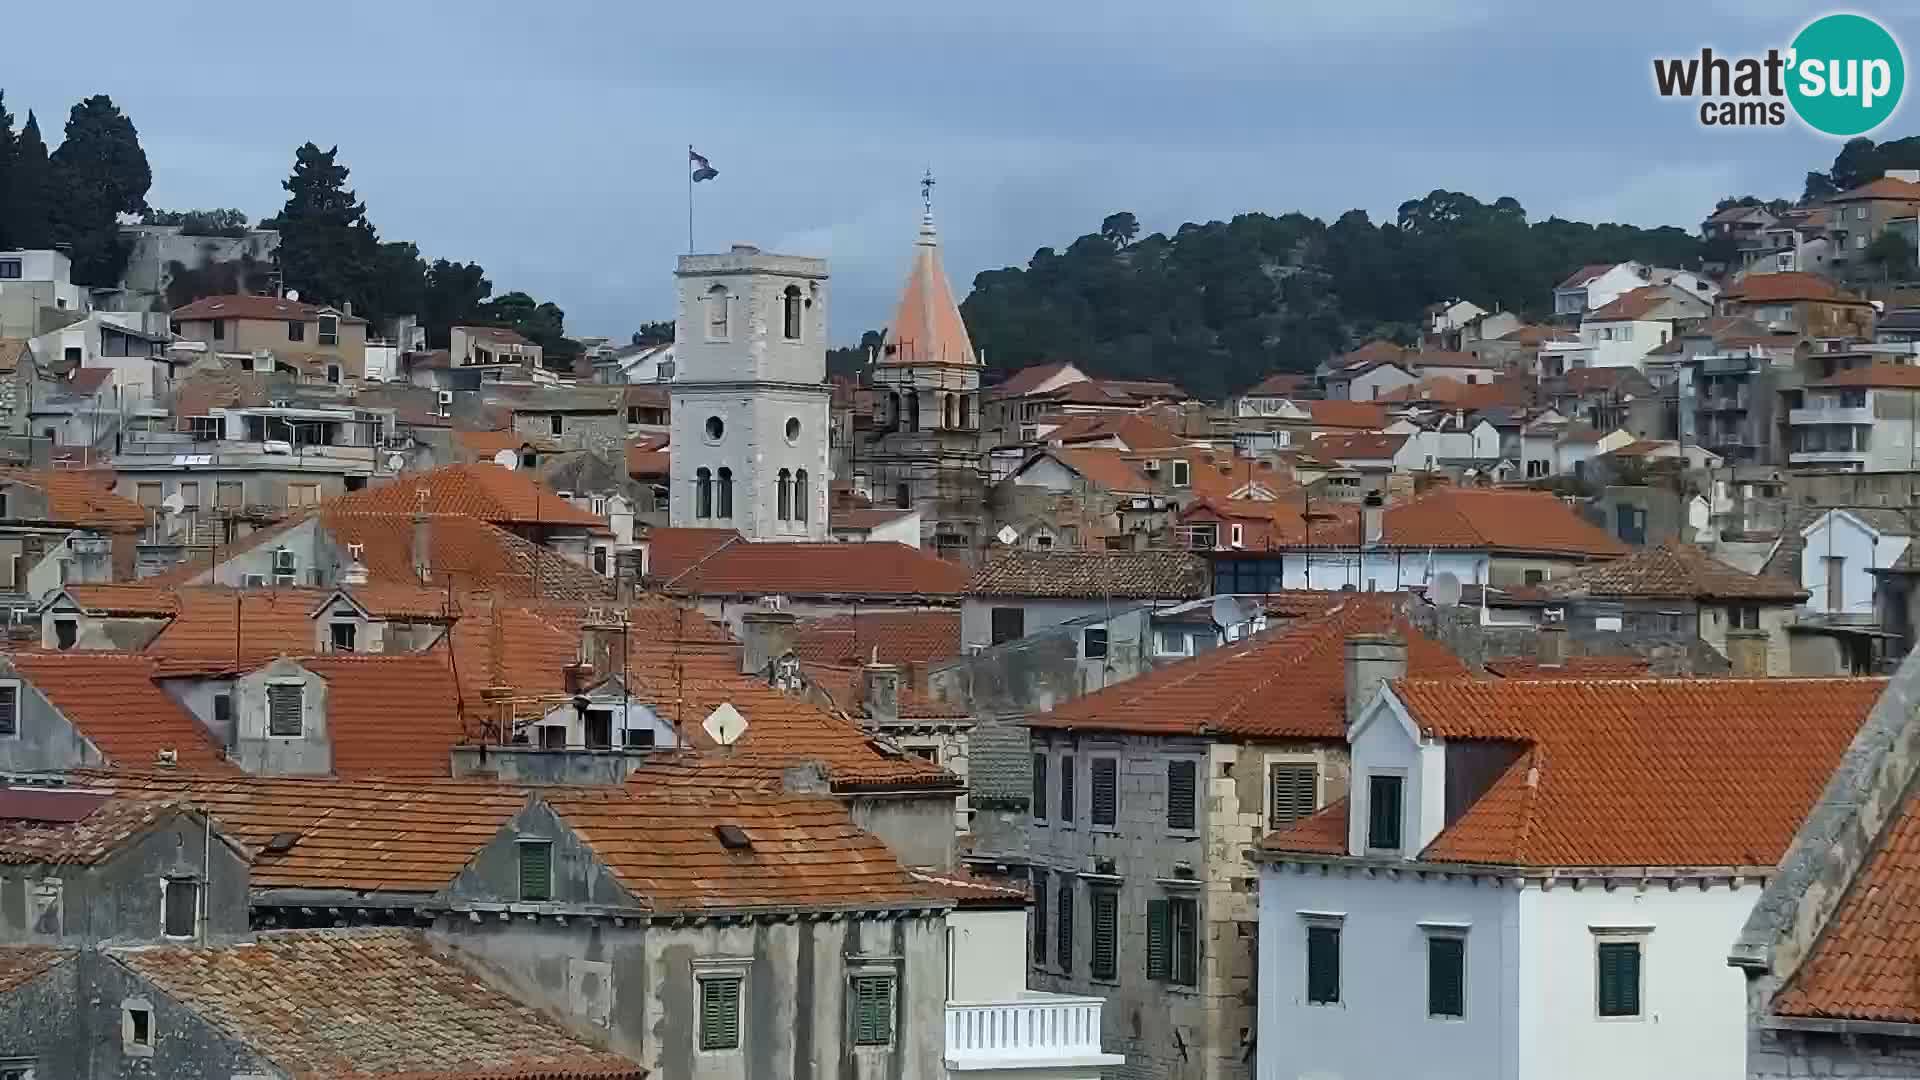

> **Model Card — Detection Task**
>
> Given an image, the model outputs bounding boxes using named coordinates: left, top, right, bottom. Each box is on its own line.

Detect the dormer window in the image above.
left=330, top=622, right=357, bottom=652
left=162, top=877, right=199, bottom=939
left=317, top=314, right=339, bottom=346
left=1366, top=773, right=1404, bottom=852
left=267, top=682, right=304, bottom=737
left=0, top=681, right=16, bottom=737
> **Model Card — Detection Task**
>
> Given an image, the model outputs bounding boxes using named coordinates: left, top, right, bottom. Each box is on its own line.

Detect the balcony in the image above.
left=1790, top=406, right=1874, bottom=425
left=946, top=995, right=1124, bottom=1074
left=114, top=434, right=382, bottom=475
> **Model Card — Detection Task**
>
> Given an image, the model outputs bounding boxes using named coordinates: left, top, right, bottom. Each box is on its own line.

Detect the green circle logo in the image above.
left=1788, top=14, right=1905, bottom=137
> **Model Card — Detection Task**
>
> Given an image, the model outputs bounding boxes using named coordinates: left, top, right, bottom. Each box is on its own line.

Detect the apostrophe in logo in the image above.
left=1652, top=13, right=1905, bottom=137
left=1787, top=14, right=1904, bottom=136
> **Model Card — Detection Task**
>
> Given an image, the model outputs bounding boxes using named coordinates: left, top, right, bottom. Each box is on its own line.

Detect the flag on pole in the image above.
left=689, top=149, right=719, bottom=183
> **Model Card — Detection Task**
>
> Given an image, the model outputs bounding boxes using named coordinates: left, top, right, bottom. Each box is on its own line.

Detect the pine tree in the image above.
left=270, top=142, right=381, bottom=315
left=48, top=94, right=151, bottom=285
left=5, top=112, right=55, bottom=251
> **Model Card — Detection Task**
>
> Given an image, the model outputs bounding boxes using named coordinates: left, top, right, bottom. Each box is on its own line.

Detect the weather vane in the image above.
left=921, top=169, right=936, bottom=214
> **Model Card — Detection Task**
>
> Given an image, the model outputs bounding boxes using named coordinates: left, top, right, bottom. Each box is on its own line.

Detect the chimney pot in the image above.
left=1362, top=491, right=1385, bottom=546
left=1725, top=628, right=1770, bottom=677
left=862, top=663, right=901, bottom=725
left=739, top=608, right=799, bottom=677
left=1344, top=632, right=1408, bottom=731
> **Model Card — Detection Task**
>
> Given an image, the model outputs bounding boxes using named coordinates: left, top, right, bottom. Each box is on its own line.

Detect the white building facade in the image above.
left=668, top=245, right=832, bottom=541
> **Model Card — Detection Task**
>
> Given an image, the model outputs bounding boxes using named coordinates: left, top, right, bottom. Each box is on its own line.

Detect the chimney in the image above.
left=739, top=607, right=798, bottom=677
left=862, top=663, right=901, bottom=724
left=1344, top=633, right=1407, bottom=730
left=411, top=514, right=431, bottom=584
left=782, top=760, right=832, bottom=795
left=1725, top=628, right=1770, bottom=677
left=1535, top=623, right=1567, bottom=668
left=1362, top=491, right=1385, bottom=546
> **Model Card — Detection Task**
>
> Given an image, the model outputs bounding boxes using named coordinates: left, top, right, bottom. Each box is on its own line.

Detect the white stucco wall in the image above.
left=947, top=907, right=1028, bottom=1002
left=1345, top=365, right=1417, bottom=402
left=1798, top=510, right=1911, bottom=616
left=1270, top=550, right=1489, bottom=593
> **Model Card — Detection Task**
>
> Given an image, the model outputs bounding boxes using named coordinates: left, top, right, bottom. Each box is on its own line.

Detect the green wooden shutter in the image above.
left=1270, top=763, right=1318, bottom=829
left=518, top=842, right=552, bottom=902
left=1172, top=899, right=1199, bottom=986
left=700, top=977, right=741, bottom=1050
left=0, top=684, right=16, bottom=737
left=852, top=975, right=893, bottom=1045
left=1597, top=942, right=1641, bottom=1017
left=1059, top=755, right=1075, bottom=823
left=1031, top=870, right=1048, bottom=963
left=1428, top=936, right=1465, bottom=1018
left=1056, top=878, right=1074, bottom=972
left=1168, top=760, right=1197, bottom=831
left=1091, top=891, right=1118, bottom=980
left=1367, top=775, right=1403, bottom=850
left=1092, top=758, right=1118, bottom=826
left=1306, top=925, right=1341, bottom=1004
left=1146, top=898, right=1171, bottom=979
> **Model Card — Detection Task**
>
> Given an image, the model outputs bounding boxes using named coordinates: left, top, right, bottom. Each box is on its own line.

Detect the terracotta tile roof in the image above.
left=1375, top=376, right=1528, bottom=411
left=113, top=928, right=642, bottom=1080
left=1306, top=400, right=1388, bottom=430
left=143, top=589, right=329, bottom=674
left=908, top=867, right=1030, bottom=905
left=1484, top=655, right=1653, bottom=679
left=1549, top=367, right=1655, bottom=396
left=1243, top=373, right=1309, bottom=397
left=1275, top=488, right=1628, bottom=557
left=1408, top=349, right=1502, bottom=370
left=1545, top=541, right=1807, bottom=601
left=456, top=324, right=536, bottom=346
left=325, top=512, right=613, bottom=602
left=1585, top=285, right=1679, bottom=321
left=0, top=795, right=192, bottom=865
left=1095, top=378, right=1187, bottom=401
left=664, top=540, right=968, bottom=598
left=1598, top=438, right=1675, bottom=459
left=1045, top=412, right=1187, bottom=452
left=93, top=772, right=533, bottom=892
left=327, top=583, right=460, bottom=621
left=1499, top=323, right=1578, bottom=346
left=57, top=582, right=182, bottom=616
left=1308, top=431, right=1408, bottom=462
left=1033, top=596, right=1468, bottom=738
left=641, top=527, right=742, bottom=580
left=622, top=383, right=670, bottom=407
left=0, top=947, right=71, bottom=993
left=802, top=661, right=969, bottom=720
left=1260, top=798, right=1351, bottom=855
left=9, top=652, right=234, bottom=770
left=1040, top=447, right=1154, bottom=492
left=294, top=652, right=468, bottom=777
left=1723, top=272, right=1871, bottom=306
left=0, top=469, right=148, bottom=529
left=0, top=339, right=30, bottom=373
left=548, top=786, right=950, bottom=912
left=1333, top=340, right=1408, bottom=369
left=793, top=611, right=960, bottom=667
left=1774, top=785, right=1920, bottom=1022
left=1829, top=176, right=1920, bottom=202
left=331, top=464, right=607, bottom=529
left=1395, top=677, right=1886, bottom=866
left=1812, top=363, right=1920, bottom=389
left=626, top=446, right=670, bottom=478
left=986, top=361, right=1080, bottom=401
left=965, top=549, right=1208, bottom=600
left=1557, top=263, right=1617, bottom=289
left=172, top=294, right=369, bottom=325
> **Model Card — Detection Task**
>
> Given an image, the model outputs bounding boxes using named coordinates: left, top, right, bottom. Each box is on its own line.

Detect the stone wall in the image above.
left=1749, top=1027, right=1920, bottom=1078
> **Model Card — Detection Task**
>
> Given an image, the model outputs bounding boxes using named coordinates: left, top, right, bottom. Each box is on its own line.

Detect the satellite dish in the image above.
left=1210, top=594, right=1251, bottom=629
left=995, top=524, right=1019, bottom=545
left=285, top=289, right=300, bottom=302
left=385, top=453, right=406, bottom=472
left=1431, top=571, right=1462, bottom=608
left=159, top=493, right=186, bottom=517
left=492, top=449, right=520, bottom=470
left=702, top=702, right=748, bottom=747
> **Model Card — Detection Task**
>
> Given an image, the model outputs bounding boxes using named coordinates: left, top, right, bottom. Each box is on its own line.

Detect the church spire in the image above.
left=887, top=170, right=977, bottom=366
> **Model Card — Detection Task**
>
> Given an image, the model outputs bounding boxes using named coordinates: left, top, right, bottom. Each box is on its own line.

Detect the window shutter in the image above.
left=1367, top=775, right=1403, bottom=850
left=1059, top=755, right=1075, bottom=823
left=852, top=975, right=893, bottom=1045
left=701, top=977, right=741, bottom=1050
left=1597, top=942, right=1640, bottom=1017
left=1270, top=763, right=1318, bottom=829
left=1428, top=936, right=1465, bottom=1018
left=0, top=684, right=15, bottom=736
left=1091, top=891, right=1118, bottom=980
left=1056, top=878, right=1074, bottom=972
left=518, top=842, right=552, bottom=902
left=1031, top=870, right=1048, bottom=963
left=1172, top=898, right=1199, bottom=987
left=267, top=684, right=303, bottom=737
left=1092, top=758, right=1118, bottom=826
left=1032, top=753, right=1048, bottom=819
left=1167, top=760, right=1197, bottom=830
left=1146, top=898, right=1171, bottom=979
left=1306, top=925, right=1341, bottom=1004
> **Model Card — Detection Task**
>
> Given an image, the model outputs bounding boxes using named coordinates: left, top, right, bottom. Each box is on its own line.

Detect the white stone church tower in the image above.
left=669, top=244, right=831, bottom=541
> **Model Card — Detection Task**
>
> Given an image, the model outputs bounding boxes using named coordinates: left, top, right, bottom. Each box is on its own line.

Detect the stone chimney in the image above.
left=1362, top=491, right=1385, bottom=546
left=1726, top=628, right=1770, bottom=677
left=739, top=608, right=799, bottom=678
left=1536, top=623, right=1567, bottom=668
left=862, top=663, right=901, bottom=724
left=782, top=760, right=831, bottom=794
left=411, top=514, right=431, bottom=584
left=1344, top=633, right=1408, bottom=731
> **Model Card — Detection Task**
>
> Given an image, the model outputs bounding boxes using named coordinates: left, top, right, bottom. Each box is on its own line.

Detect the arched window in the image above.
left=704, top=285, right=729, bottom=341
left=907, top=392, right=920, bottom=432
left=888, top=392, right=901, bottom=427
left=782, top=285, right=803, bottom=341
left=695, top=467, right=713, bottom=518
left=895, top=482, right=911, bottom=510
left=777, top=468, right=792, bottom=521
left=717, top=467, right=734, bottom=518
left=944, top=394, right=957, bottom=429
left=794, top=469, right=809, bottom=522
left=959, top=394, right=972, bottom=429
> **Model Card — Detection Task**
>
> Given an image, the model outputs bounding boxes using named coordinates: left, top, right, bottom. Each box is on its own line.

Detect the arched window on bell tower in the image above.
left=888, top=392, right=902, bottom=428
left=794, top=469, right=809, bottom=522
left=696, top=468, right=713, bottom=518
left=960, top=394, right=973, bottom=429
left=907, top=392, right=920, bottom=432
left=777, top=469, right=792, bottom=521
left=716, top=468, right=734, bottom=518
left=943, top=393, right=957, bottom=429
left=705, top=285, right=730, bottom=341
left=782, top=285, right=803, bottom=341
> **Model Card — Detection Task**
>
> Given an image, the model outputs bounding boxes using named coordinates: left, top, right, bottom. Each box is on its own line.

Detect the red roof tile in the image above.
left=1557, top=263, right=1618, bottom=289
left=642, top=527, right=742, bottom=580
left=965, top=549, right=1207, bottom=600
left=142, top=589, right=329, bottom=673
left=1261, top=798, right=1350, bottom=855
left=1308, top=431, right=1408, bottom=462
left=1334, top=488, right=1628, bottom=557
left=0, top=796, right=194, bottom=865
left=664, top=540, right=967, bottom=598
left=0, top=469, right=147, bottom=529
left=1585, top=285, right=1683, bottom=321
left=793, top=611, right=960, bottom=667
left=1813, top=363, right=1920, bottom=389
left=1307, top=400, right=1389, bottom=430
left=331, top=463, right=607, bottom=529
left=0, top=947, right=71, bottom=993
left=9, top=652, right=234, bottom=770
left=114, top=929, right=642, bottom=1080
left=1243, top=373, right=1309, bottom=397
left=1829, top=176, right=1920, bottom=202
left=1045, top=412, right=1186, bottom=452
left=1483, top=655, right=1653, bottom=679
left=1546, top=541, right=1807, bottom=601
left=295, top=652, right=468, bottom=777
left=986, top=361, right=1081, bottom=400
left=324, top=512, right=613, bottom=602
left=172, top=294, right=368, bottom=325
left=1036, top=447, right=1155, bottom=492
left=1723, top=272, right=1871, bottom=306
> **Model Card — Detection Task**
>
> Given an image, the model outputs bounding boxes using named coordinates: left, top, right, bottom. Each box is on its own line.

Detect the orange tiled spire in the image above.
left=884, top=171, right=977, bottom=366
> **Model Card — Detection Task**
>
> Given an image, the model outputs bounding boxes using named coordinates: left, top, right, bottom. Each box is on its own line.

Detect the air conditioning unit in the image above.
left=1143, top=459, right=1161, bottom=473
left=274, top=549, right=297, bottom=572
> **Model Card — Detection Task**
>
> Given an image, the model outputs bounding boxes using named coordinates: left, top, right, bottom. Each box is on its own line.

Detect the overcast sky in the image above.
left=3, top=1, right=1911, bottom=341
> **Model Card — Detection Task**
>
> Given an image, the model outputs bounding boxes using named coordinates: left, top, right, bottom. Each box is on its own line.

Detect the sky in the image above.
left=3, top=1, right=1913, bottom=343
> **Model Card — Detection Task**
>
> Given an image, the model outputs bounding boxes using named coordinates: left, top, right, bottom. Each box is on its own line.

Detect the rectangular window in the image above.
left=550, top=414, right=564, bottom=436
left=127, top=1005, right=152, bottom=1047
left=699, top=976, right=742, bottom=1051
left=1167, top=759, right=1197, bottom=831
left=288, top=320, right=305, bottom=342
left=1825, top=556, right=1845, bottom=611
left=266, top=683, right=303, bottom=737
left=318, top=314, right=339, bottom=346
left=0, top=259, right=20, bottom=279
left=1147, top=898, right=1170, bottom=979
left=1597, top=940, right=1643, bottom=1018
left=1428, top=935, right=1466, bottom=1019
left=1091, top=757, right=1118, bottom=826
left=585, top=710, right=613, bottom=749
left=990, top=606, right=1025, bottom=645
left=1083, top=627, right=1108, bottom=659
left=211, top=318, right=226, bottom=341
left=0, top=683, right=16, bottom=737
left=1059, top=754, right=1075, bottom=823
left=1306, top=924, right=1342, bottom=1004
left=1091, top=891, right=1118, bottom=980
left=213, top=693, right=232, bottom=732
left=1032, top=868, right=1048, bottom=963
left=1269, top=762, right=1318, bottom=830
left=851, top=975, right=894, bottom=1046
left=1171, top=459, right=1191, bottom=487
left=1032, top=752, right=1048, bottom=822
left=1367, top=774, right=1404, bottom=851
left=162, top=879, right=198, bottom=939
left=1171, top=897, right=1198, bottom=986
left=518, top=840, right=552, bottom=902
left=1056, top=877, right=1074, bottom=972
left=330, top=622, right=357, bottom=652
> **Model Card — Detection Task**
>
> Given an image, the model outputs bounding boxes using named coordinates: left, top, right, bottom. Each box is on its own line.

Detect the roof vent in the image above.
left=263, top=831, right=300, bottom=855
left=714, top=824, right=752, bottom=850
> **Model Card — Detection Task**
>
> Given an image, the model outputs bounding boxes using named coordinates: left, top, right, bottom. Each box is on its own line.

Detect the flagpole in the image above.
left=687, top=144, right=694, bottom=254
